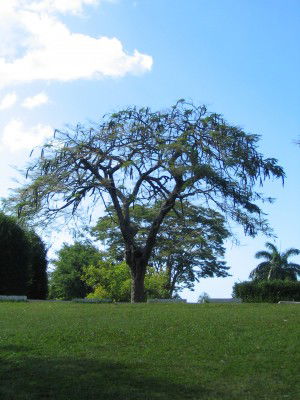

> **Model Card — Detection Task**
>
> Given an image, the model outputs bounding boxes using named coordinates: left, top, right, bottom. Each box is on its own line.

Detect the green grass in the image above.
left=0, top=302, right=299, bottom=400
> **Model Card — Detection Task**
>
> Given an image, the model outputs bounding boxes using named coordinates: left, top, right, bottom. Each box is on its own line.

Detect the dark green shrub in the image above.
left=49, top=242, right=102, bottom=300
left=0, top=212, right=30, bottom=295
left=233, top=280, right=300, bottom=303
left=26, top=231, right=48, bottom=299
left=0, top=212, right=48, bottom=298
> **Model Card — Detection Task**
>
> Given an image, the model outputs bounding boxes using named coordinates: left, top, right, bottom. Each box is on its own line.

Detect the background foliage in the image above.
left=49, top=242, right=103, bottom=300
left=92, top=201, right=230, bottom=297
left=83, top=262, right=170, bottom=302
left=233, top=280, right=300, bottom=303
left=249, top=242, right=300, bottom=281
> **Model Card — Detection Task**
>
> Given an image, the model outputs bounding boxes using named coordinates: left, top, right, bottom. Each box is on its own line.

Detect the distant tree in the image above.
left=197, top=292, right=210, bottom=303
left=249, top=242, right=300, bottom=281
left=49, top=242, right=103, bottom=300
left=7, top=100, right=284, bottom=301
left=92, top=201, right=230, bottom=297
left=0, top=212, right=48, bottom=298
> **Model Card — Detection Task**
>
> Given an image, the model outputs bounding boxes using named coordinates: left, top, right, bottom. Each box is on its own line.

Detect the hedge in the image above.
left=0, top=212, right=48, bottom=299
left=232, top=280, right=300, bottom=303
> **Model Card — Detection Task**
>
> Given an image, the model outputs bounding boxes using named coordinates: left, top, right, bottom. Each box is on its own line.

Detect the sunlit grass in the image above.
left=0, top=302, right=299, bottom=399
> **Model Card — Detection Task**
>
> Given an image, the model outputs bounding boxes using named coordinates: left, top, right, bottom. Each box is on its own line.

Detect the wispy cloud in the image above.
left=26, top=0, right=99, bottom=15
left=1, top=119, right=53, bottom=151
left=0, top=0, right=153, bottom=88
left=22, top=92, right=49, bottom=109
left=0, top=93, right=18, bottom=110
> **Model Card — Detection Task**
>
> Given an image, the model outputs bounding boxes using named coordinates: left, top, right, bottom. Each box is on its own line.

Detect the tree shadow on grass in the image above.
left=0, top=345, right=30, bottom=353
left=0, top=349, right=211, bottom=400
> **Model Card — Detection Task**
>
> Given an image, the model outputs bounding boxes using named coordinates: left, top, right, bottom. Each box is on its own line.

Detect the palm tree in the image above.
left=249, top=242, right=300, bottom=281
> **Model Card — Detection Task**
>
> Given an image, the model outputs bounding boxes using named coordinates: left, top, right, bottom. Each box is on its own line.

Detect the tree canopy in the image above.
left=49, top=241, right=103, bottom=300
left=249, top=242, right=300, bottom=281
left=7, top=100, right=285, bottom=301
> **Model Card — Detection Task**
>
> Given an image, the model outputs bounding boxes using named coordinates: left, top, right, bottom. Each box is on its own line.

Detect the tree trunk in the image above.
left=131, top=267, right=146, bottom=303
left=126, top=246, right=147, bottom=303
left=163, top=257, right=173, bottom=298
left=268, top=264, right=275, bottom=280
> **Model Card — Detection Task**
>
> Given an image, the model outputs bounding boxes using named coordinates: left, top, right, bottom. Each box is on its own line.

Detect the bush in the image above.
left=232, top=280, right=300, bottom=303
left=0, top=212, right=48, bottom=298
left=26, top=231, right=48, bottom=299
left=0, top=213, right=30, bottom=296
left=49, top=242, right=102, bottom=300
left=83, top=262, right=170, bottom=302
left=83, top=261, right=132, bottom=302
left=144, top=268, right=170, bottom=299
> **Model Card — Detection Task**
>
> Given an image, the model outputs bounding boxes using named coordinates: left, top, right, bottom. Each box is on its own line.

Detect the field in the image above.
left=0, top=302, right=299, bottom=400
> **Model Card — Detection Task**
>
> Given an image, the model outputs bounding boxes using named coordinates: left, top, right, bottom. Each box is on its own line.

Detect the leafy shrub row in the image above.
left=0, top=212, right=48, bottom=299
left=232, top=280, right=300, bottom=303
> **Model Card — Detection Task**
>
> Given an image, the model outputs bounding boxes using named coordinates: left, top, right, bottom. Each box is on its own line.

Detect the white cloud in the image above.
left=0, top=0, right=99, bottom=16
left=27, top=0, right=99, bottom=15
left=0, top=0, right=153, bottom=88
left=22, top=93, right=49, bottom=109
left=1, top=119, right=53, bottom=151
left=0, top=93, right=18, bottom=110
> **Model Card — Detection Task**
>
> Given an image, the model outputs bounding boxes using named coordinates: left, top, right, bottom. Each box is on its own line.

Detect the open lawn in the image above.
left=0, top=302, right=299, bottom=400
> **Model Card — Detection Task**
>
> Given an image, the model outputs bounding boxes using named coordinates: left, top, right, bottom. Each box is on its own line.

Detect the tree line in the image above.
left=49, top=240, right=300, bottom=301
left=2, top=209, right=299, bottom=301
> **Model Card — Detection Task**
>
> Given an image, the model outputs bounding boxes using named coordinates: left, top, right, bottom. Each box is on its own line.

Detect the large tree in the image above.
left=7, top=100, right=284, bottom=302
left=249, top=242, right=300, bottom=281
left=92, top=201, right=230, bottom=297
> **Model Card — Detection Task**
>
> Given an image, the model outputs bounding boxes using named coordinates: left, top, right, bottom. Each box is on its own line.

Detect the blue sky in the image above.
left=0, top=0, right=299, bottom=301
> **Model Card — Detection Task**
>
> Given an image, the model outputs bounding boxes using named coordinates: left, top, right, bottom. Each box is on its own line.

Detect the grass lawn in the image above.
left=0, top=302, right=299, bottom=400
